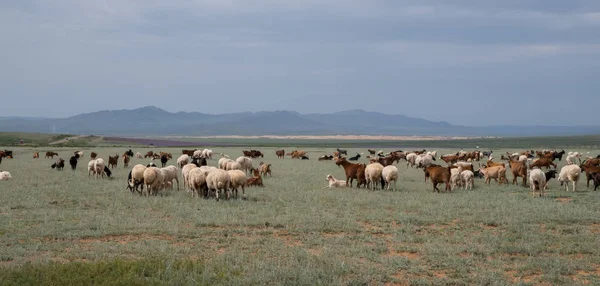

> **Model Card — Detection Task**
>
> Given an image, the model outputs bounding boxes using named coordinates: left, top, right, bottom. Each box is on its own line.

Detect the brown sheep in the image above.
left=424, top=165, right=451, bottom=192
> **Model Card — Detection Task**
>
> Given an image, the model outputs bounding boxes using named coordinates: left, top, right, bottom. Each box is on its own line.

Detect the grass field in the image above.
left=1, top=144, right=600, bottom=285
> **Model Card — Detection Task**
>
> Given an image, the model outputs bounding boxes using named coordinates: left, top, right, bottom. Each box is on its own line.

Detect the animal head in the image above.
left=545, top=170, right=557, bottom=179
left=326, top=174, right=333, bottom=181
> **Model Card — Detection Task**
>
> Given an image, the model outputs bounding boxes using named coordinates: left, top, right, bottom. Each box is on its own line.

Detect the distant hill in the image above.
left=0, top=106, right=599, bottom=136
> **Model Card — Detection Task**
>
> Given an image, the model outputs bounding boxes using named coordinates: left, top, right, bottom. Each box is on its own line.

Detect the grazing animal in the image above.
left=247, top=169, right=264, bottom=187
left=127, top=164, right=146, bottom=194
left=236, top=156, right=254, bottom=174
left=326, top=174, right=347, bottom=188
left=365, top=163, right=384, bottom=190
left=336, top=148, right=348, bottom=155
left=368, top=149, right=377, bottom=155
left=143, top=167, right=165, bottom=196
left=33, top=152, right=39, bottom=159
left=123, top=155, right=130, bottom=168
left=558, top=165, right=581, bottom=192
left=90, top=152, right=97, bottom=160
left=161, top=165, right=179, bottom=190
left=349, top=153, right=361, bottom=161
left=144, top=151, right=154, bottom=158
left=177, top=154, right=190, bottom=168
left=124, top=149, right=134, bottom=157
left=530, top=158, right=557, bottom=170
left=505, top=159, right=528, bottom=186
left=335, top=158, right=362, bottom=187
left=136, top=152, right=143, bottom=159
left=301, top=155, right=309, bottom=160
left=382, top=165, right=399, bottom=191
left=580, top=164, right=600, bottom=189
left=544, top=170, right=557, bottom=183
left=461, top=170, right=475, bottom=191
left=160, top=155, right=169, bottom=167
left=188, top=168, right=209, bottom=198
left=424, top=165, right=451, bottom=192
left=69, top=155, right=78, bottom=170
left=45, top=151, right=59, bottom=159
left=227, top=170, right=248, bottom=199
left=259, top=163, right=272, bottom=177
left=590, top=172, right=600, bottom=191
left=479, top=165, right=507, bottom=185
left=206, top=169, right=231, bottom=201
left=318, top=155, right=334, bottom=161
left=275, top=149, right=285, bottom=159
left=0, top=171, right=12, bottom=180
left=182, top=149, right=197, bottom=156
left=529, top=168, right=547, bottom=197
left=51, top=158, right=65, bottom=170
left=108, top=154, right=118, bottom=169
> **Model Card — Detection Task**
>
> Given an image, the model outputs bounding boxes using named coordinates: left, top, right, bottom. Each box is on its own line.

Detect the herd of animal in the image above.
left=1, top=147, right=600, bottom=199
left=321, top=148, right=600, bottom=198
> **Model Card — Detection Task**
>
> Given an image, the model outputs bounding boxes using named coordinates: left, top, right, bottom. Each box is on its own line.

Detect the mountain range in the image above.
left=0, top=106, right=599, bottom=137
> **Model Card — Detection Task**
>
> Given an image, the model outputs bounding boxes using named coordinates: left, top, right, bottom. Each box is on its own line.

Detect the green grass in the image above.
left=0, top=133, right=72, bottom=147
left=1, top=144, right=600, bottom=285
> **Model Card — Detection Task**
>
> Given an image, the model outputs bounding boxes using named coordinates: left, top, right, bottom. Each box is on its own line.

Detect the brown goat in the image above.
left=247, top=169, right=263, bottom=187
left=108, top=154, right=118, bottom=169
left=480, top=165, right=507, bottom=185
left=580, top=164, right=600, bottom=189
left=33, top=152, right=39, bottom=159
left=259, top=163, right=272, bottom=177
left=90, top=152, right=98, bottom=160
left=144, top=151, right=154, bottom=158
left=335, top=158, right=362, bottom=187
left=182, top=149, right=196, bottom=156
left=45, top=151, right=58, bottom=159
left=505, top=159, right=528, bottom=186
left=123, top=154, right=130, bottom=168
left=441, top=154, right=459, bottom=165
left=275, top=149, right=285, bottom=159
left=424, top=165, right=451, bottom=192
left=530, top=158, right=557, bottom=169
left=486, top=160, right=506, bottom=168
left=371, top=153, right=400, bottom=167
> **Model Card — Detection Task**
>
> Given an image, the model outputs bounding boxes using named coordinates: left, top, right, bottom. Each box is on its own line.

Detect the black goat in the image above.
left=336, top=148, right=347, bottom=155
left=349, top=153, right=361, bottom=161
left=69, top=155, right=79, bottom=170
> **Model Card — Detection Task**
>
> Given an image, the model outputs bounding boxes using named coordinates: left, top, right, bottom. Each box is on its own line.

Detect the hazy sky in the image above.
left=2, top=1, right=600, bottom=126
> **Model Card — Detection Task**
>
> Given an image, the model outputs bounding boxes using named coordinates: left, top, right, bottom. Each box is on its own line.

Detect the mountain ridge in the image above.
left=1, top=106, right=599, bottom=137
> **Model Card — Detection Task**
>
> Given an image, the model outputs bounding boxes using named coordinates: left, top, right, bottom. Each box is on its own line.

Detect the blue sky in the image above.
left=1, top=0, right=599, bottom=126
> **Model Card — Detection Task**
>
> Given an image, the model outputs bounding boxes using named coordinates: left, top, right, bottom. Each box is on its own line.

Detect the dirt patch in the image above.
left=387, top=251, right=420, bottom=260
left=78, top=233, right=175, bottom=244
left=588, top=224, right=600, bottom=234
left=273, top=230, right=303, bottom=247
left=555, top=197, right=572, bottom=203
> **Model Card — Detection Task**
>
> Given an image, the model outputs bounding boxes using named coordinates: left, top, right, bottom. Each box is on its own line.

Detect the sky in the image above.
left=1, top=0, right=600, bottom=126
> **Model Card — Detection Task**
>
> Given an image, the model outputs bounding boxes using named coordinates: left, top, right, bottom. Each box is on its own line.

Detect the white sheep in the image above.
left=226, top=161, right=242, bottom=171
left=143, top=167, right=165, bottom=196
left=218, top=158, right=233, bottom=169
left=136, top=152, right=143, bottom=159
left=93, top=158, right=108, bottom=179
left=206, top=169, right=231, bottom=201
left=200, top=149, right=213, bottom=159
left=199, top=166, right=218, bottom=173
left=365, top=162, right=384, bottom=190
left=415, top=154, right=434, bottom=168
left=426, top=150, right=437, bottom=157
left=181, top=163, right=198, bottom=192
left=326, top=174, right=347, bottom=188
left=128, top=164, right=146, bottom=194
left=382, top=165, right=399, bottom=191
left=518, top=155, right=528, bottom=162
left=227, top=170, right=248, bottom=199
left=177, top=154, right=190, bottom=168
left=461, top=170, right=474, bottom=191
left=529, top=168, right=547, bottom=197
left=566, top=152, right=581, bottom=165
left=0, top=171, right=12, bottom=181
left=188, top=168, right=209, bottom=198
left=87, top=160, right=96, bottom=177
left=406, top=153, right=417, bottom=168
left=450, top=168, right=462, bottom=190
left=236, top=156, right=253, bottom=174
left=558, top=165, right=581, bottom=192
left=193, top=149, right=203, bottom=158
left=161, top=165, right=179, bottom=190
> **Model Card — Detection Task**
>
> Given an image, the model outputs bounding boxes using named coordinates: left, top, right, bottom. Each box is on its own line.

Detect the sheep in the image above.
left=127, top=164, right=146, bottom=194
left=226, top=161, right=242, bottom=171
left=0, top=171, right=11, bottom=181
left=450, top=168, right=462, bottom=190
left=161, top=165, right=179, bottom=190
left=193, top=149, right=203, bottom=158
left=382, top=165, right=399, bottom=191
left=236, top=156, right=253, bottom=174
left=558, top=165, right=581, bottom=192
left=206, top=169, right=231, bottom=201
left=529, top=168, right=547, bottom=197
left=188, top=168, right=209, bottom=198
left=199, top=166, right=218, bottom=173
left=326, top=174, right=347, bottom=188
left=87, top=160, right=96, bottom=177
left=93, top=158, right=112, bottom=179
left=136, top=152, right=143, bottom=159
left=461, top=170, right=475, bottom=191
left=566, top=153, right=581, bottom=165
left=143, top=167, right=165, bottom=196
left=479, top=165, right=507, bottom=185
left=415, top=154, right=435, bottom=168
left=201, top=149, right=213, bottom=159
left=227, top=170, right=248, bottom=199
left=365, top=162, right=384, bottom=190
left=51, top=158, right=65, bottom=170
left=181, top=163, right=198, bottom=192
left=218, top=158, right=232, bottom=169
left=177, top=154, right=190, bottom=169
left=406, top=153, right=417, bottom=168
